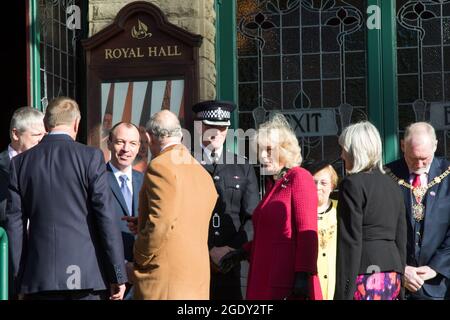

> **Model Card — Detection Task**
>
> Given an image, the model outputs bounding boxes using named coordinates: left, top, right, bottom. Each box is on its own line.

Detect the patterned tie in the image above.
left=119, top=175, right=132, bottom=215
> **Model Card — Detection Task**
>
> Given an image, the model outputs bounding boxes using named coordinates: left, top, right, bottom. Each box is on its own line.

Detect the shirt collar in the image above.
left=161, top=142, right=180, bottom=152
left=108, top=162, right=133, bottom=182
left=8, top=144, right=18, bottom=160
left=201, top=144, right=223, bottom=161
left=48, top=131, right=72, bottom=137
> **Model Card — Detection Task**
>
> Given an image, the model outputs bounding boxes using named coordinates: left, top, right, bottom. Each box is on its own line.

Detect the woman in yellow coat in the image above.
left=306, top=161, right=338, bottom=300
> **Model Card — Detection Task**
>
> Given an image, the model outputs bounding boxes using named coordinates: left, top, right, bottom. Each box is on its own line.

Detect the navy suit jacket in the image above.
left=5, top=134, right=127, bottom=295
left=0, top=149, right=10, bottom=228
left=106, top=163, right=143, bottom=262
left=386, top=157, right=450, bottom=299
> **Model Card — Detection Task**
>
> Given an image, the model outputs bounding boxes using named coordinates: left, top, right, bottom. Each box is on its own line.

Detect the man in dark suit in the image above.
left=386, top=122, right=450, bottom=300
left=5, top=97, right=127, bottom=300
left=0, top=107, right=45, bottom=228
left=106, top=122, right=143, bottom=266
left=191, top=100, right=260, bottom=300
left=0, top=107, right=45, bottom=299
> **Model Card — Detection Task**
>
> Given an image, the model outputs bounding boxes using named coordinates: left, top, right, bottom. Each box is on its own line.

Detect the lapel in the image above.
left=0, top=150, right=10, bottom=174
left=424, top=158, right=441, bottom=217
left=257, top=172, right=285, bottom=211
left=212, top=151, right=231, bottom=176
left=106, top=163, right=131, bottom=216
left=193, top=150, right=215, bottom=174
left=420, top=158, right=442, bottom=262
left=131, top=170, right=142, bottom=217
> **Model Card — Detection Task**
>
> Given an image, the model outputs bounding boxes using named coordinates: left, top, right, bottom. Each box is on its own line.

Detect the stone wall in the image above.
left=88, top=0, right=216, bottom=101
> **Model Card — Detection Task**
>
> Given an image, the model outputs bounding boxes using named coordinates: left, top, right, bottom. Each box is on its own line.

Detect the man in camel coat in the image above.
left=132, top=110, right=217, bottom=300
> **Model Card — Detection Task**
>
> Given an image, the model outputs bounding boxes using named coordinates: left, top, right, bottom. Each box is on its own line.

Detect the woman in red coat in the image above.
left=220, top=114, right=322, bottom=300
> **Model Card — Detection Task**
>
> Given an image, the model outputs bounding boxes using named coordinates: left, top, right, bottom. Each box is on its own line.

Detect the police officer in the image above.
left=192, top=100, right=259, bottom=300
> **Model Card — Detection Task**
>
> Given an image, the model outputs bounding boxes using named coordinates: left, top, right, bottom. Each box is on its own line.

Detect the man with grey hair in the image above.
left=131, top=110, right=217, bottom=299
left=6, top=97, right=127, bottom=300
left=386, top=122, right=450, bottom=300
left=0, top=107, right=45, bottom=227
left=0, top=107, right=45, bottom=299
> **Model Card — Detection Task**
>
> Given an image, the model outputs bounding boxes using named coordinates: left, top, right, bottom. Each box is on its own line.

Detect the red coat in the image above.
left=244, top=167, right=322, bottom=300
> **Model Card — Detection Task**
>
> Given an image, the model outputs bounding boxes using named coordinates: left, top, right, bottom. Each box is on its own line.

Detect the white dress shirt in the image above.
left=108, top=162, right=133, bottom=196
left=8, top=144, right=18, bottom=160
left=201, top=144, right=223, bottom=163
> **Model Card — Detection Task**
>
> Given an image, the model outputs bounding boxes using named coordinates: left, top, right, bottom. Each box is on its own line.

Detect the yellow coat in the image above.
left=317, top=200, right=337, bottom=300
left=133, top=144, right=218, bottom=300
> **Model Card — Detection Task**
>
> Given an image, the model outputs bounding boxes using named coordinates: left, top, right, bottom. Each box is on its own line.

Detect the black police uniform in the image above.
left=192, top=100, right=260, bottom=300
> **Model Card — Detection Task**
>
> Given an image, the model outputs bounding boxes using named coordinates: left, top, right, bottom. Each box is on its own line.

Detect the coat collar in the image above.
left=422, top=158, right=445, bottom=256
left=41, top=133, right=74, bottom=143
left=154, top=143, right=181, bottom=159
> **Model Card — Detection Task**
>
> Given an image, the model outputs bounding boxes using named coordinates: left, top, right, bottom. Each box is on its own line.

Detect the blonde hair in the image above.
left=255, top=113, right=302, bottom=168
left=44, top=97, right=81, bottom=129
left=316, top=165, right=339, bottom=189
left=339, top=121, right=384, bottom=174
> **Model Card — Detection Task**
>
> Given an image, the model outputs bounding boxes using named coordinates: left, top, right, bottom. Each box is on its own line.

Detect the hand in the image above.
left=126, top=261, right=135, bottom=285
left=290, top=272, right=310, bottom=299
left=121, top=216, right=138, bottom=235
left=218, top=247, right=248, bottom=274
left=416, top=266, right=437, bottom=281
left=403, top=266, right=424, bottom=293
left=109, top=283, right=126, bottom=300
left=209, top=246, right=233, bottom=266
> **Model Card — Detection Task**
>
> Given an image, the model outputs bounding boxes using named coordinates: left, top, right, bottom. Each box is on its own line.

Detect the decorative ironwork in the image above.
left=39, top=0, right=81, bottom=109
left=396, top=0, right=450, bottom=157
left=238, top=0, right=367, bottom=165
left=237, top=0, right=369, bottom=197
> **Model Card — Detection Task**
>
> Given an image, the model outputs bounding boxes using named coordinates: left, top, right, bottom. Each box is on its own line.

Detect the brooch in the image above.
left=281, top=178, right=289, bottom=188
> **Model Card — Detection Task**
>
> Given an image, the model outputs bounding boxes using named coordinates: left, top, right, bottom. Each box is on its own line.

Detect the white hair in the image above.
left=146, top=110, right=182, bottom=141
left=403, top=122, right=437, bottom=145
left=339, top=121, right=384, bottom=174
left=10, top=107, right=44, bottom=139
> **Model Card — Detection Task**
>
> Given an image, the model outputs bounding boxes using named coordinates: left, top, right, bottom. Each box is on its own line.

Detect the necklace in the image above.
left=385, top=166, right=450, bottom=222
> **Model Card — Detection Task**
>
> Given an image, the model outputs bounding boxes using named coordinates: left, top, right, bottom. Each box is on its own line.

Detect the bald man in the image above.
left=131, top=110, right=217, bottom=299
left=106, top=122, right=143, bottom=263
left=386, top=122, right=450, bottom=300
